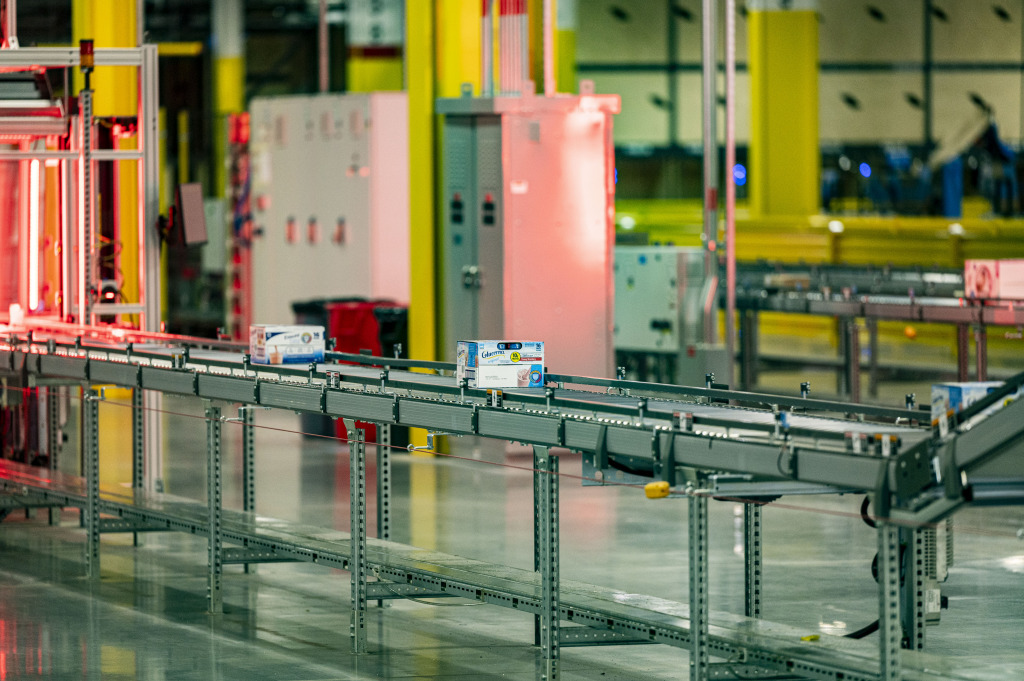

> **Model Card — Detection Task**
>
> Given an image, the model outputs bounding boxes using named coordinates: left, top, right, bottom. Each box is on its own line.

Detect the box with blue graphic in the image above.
left=250, top=324, right=325, bottom=365
left=931, top=381, right=1003, bottom=421
left=456, top=340, right=544, bottom=389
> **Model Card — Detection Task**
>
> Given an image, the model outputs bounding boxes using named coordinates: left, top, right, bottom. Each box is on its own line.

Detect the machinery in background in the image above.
left=613, top=246, right=729, bottom=386
left=248, top=93, right=409, bottom=325
left=438, top=91, right=619, bottom=378
left=0, top=44, right=160, bottom=331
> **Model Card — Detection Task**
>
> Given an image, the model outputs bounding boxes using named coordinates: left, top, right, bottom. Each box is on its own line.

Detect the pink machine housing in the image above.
left=437, top=93, right=620, bottom=379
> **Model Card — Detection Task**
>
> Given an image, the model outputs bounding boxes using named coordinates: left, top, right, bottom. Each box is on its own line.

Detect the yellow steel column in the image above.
left=213, top=0, right=244, bottom=202
left=437, top=0, right=483, bottom=97
left=556, top=0, right=576, bottom=92
left=407, top=0, right=436, bottom=370
left=748, top=0, right=818, bottom=216
left=348, top=49, right=404, bottom=92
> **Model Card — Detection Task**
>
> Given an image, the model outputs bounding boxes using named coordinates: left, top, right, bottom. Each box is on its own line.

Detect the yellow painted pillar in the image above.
left=748, top=0, right=819, bottom=217
left=408, top=0, right=436, bottom=369
left=347, top=48, right=404, bottom=92
left=556, top=0, right=576, bottom=92
left=437, top=0, right=483, bottom=98
left=212, top=0, right=245, bottom=202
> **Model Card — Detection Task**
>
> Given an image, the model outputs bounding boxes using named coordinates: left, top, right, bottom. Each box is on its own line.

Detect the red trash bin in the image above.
left=327, top=300, right=404, bottom=443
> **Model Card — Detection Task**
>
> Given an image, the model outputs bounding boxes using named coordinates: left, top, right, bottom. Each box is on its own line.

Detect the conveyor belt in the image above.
left=1, top=330, right=1015, bottom=511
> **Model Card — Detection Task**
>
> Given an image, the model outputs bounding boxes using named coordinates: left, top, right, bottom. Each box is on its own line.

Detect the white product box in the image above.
left=457, top=340, right=545, bottom=389
left=250, top=325, right=325, bottom=365
left=964, top=259, right=1024, bottom=300
left=930, top=381, right=1007, bottom=422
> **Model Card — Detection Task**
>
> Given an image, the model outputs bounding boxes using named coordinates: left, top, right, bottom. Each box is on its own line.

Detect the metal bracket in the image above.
left=98, top=518, right=170, bottom=533
left=594, top=424, right=609, bottom=470
left=558, top=627, right=653, bottom=647
left=222, top=548, right=300, bottom=565
left=365, top=582, right=452, bottom=600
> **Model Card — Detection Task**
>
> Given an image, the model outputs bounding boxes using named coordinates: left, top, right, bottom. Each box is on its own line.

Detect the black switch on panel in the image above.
left=451, top=195, right=464, bottom=224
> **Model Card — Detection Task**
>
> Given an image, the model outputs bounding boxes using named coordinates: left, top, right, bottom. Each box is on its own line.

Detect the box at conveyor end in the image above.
left=457, top=341, right=544, bottom=389
left=930, top=381, right=1022, bottom=423
left=250, top=325, right=325, bottom=365
left=964, top=259, right=1024, bottom=300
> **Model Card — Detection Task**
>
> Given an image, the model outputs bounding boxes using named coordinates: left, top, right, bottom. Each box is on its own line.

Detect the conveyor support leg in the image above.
left=535, top=445, right=559, bottom=681
left=974, top=323, right=987, bottom=381
left=241, top=405, right=255, bottom=573
left=47, top=387, right=61, bottom=525
left=878, top=520, right=901, bottom=680
left=348, top=421, right=368, bottom=653
left=376, top=423, right=391, bottom=607
left=689, top=491, right=710, bottom=681
left=902, top=527, right=926, bottom=650
left=84, top=387, right=100, bottom=579
left=956, top=323, right=970, bottom=382
left=744, top=503, right=762, bottom=619
left=132, top=388, right=145, bottom=545
left=206, top=402, right=223, bottom=614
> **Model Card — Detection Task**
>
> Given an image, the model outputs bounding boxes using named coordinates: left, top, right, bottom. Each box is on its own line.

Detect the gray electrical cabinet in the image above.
left=614, top=246, right=729, bottom=386
left=437, top=94, right=620, bottom=378
left=441, top=114, right=505, bottom=346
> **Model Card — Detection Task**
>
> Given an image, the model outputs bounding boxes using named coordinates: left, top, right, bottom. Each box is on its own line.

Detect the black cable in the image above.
left=860, top=495, right=877, bottom=529
left=845, top=619, right=879, bottom=639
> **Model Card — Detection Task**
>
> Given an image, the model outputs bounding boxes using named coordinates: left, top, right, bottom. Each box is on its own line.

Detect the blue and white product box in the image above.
left=250, top=324, right=325, bottom=365
left=456, top=340, right=545, bottom=389
left=930, top=381, right=1008, bottom=422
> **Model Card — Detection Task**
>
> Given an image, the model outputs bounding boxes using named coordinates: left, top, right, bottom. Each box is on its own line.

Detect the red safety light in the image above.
left=79, top=40, right=94, bottom=69
left=229, top=113, right=250, bottom=145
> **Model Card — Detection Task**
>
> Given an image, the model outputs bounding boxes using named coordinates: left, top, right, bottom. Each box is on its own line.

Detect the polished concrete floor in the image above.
left=0, top=392, right=1021, bottom=680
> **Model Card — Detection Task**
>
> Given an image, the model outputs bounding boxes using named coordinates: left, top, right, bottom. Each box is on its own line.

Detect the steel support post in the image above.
left=846, top=319, right=861, bottom=403
left=743, top=503, right=762, bottom=619
left=376, top=423, right=391, bottom=542
left=534, top=446, right=560, bottom=681
left=901, top=528, right=926, bottom=651
left=946, top=517, right=954, bottom=570
left=689, top=492, right=710, bottom=681
left=974, top=323, right=987, bottom=381
left=84, top=388, right=100, bottom=579
left=348, top=422, right=368, bottom=654
left=47, top=387, right=61, bottom=525
left=878, top=521, right=902, bottom=681
left=241, top=406, right=256, bottom=573
left=836, top=317, right=848, bottom=396
left=241, top=407, right=255, bottom=514
left=700, top=0, right=719, bottom=344
left=375, top=423, right=392, bottom=606
left=206, top=402, right=223, bottom=614
left=80, top=87, right=95, bottom=324
left=533, top=442, right=542, bottom=646
left=739, top=310, right=758, bottom=390
left=956, top=323, right=970, bottom=382
left=867, top=318, right=879, bottom=398
left=131, top=388, right=145, bottom=546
